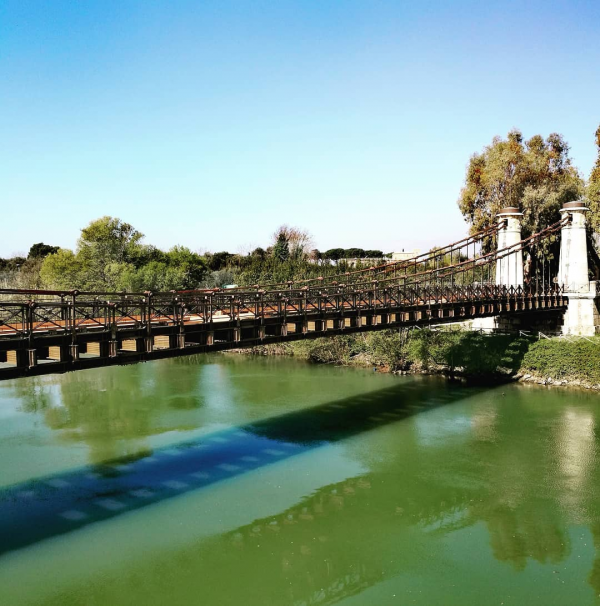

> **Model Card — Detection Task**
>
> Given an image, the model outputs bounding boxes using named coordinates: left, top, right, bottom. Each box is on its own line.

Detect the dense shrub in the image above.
left=250, top=329, right=600, bottom=385
left=521, top=338, right=600, bottom=384
left=291, top=337, right=355, bottom=365
left=280, top=329, right=530, bottom=376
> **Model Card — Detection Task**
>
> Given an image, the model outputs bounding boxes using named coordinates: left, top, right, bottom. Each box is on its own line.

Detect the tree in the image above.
left=324, top=248, right=345, bottom=262
left=164, top=246, right=207, bottom=289
left=272, top=233, right=290, bottom=262
left=131, top=261, right=193, bottom=292
left=588, top=124, right=600, bottom=235
left=0, top=256, right=26, bottom=272
left=272, top=225, right=313, bottom=260
left=40, top=249, right=84, bottom=290
left=76, top=217, right=144, bottom=289
left=309, top=249, right=322, bottom=263
left=205, top=251, right=233, bottom=271
left=364, top=250, right=384, bottom=258
left=28, top=242, right=59, bottom=259
left=344, top=248, right=366, bottom=259
left=251, top=247, right=267, bottom=260
left=458, top=129, right=584, bottom=250
left=127, top=244, right=167, bottom=269
left=78, top=216, right=143, bottom=263
left=203, top=270, right=235, bottom=289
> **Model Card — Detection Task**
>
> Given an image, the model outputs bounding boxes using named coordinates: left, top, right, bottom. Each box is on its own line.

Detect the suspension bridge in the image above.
left=0, top=202, right=597, bottom=380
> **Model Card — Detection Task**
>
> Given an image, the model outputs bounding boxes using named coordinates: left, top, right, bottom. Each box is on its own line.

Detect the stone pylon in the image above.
left=495, top=207, right=524, bottom=288
left=558, top=200, right=600, bottom=336
left=559, top=200, right=590, bottom=292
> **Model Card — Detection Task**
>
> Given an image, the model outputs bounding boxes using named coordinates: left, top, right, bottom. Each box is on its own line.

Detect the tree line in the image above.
left=0, top=219, right=387, bottom=292
left=2, top=124, right=599, bottom=292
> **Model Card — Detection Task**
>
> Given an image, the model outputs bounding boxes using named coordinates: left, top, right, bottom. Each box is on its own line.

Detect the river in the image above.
left=1, top=354, right=600, bottom=605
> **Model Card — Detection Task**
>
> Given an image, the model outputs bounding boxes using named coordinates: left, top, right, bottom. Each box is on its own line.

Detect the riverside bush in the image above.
left=521, top=338, right=600, bottom=384
left=404, top=330, right=530, bottom=375
left=282, top=329, right=530, bottom=376
left=290, top=336, right=356, bottom=365
left=253, top=329, right=600, bottom=385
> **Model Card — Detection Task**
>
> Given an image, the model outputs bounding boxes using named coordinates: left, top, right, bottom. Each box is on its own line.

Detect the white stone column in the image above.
left=559, top=201, right=599, bottom=336
left=495, top=207, right=524, bottom=288
left=559, top=201, right=590, bottom=292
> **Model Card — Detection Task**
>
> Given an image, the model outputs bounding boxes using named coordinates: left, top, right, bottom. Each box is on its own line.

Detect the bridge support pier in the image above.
left=559, top=201, right=600, bottom=336
left=561, top=284, right=600, bottom=336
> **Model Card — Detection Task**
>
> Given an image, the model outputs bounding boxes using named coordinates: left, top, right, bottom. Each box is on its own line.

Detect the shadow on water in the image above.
left=0, top=380, right=478, bottom=556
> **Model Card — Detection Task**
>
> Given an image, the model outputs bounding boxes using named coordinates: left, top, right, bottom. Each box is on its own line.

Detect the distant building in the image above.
left=391, top=249, right=420, bottom=261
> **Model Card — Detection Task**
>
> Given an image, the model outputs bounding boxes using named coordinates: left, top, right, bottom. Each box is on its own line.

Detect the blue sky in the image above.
left=1, top=0, right=599, bottom=257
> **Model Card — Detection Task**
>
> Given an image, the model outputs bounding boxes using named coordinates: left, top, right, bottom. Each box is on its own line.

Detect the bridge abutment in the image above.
left=561, top=285, right=600, bottom=336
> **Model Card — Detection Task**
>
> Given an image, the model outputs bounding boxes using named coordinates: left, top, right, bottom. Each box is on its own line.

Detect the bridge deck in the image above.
left=0, top=285, right=567, bottom=380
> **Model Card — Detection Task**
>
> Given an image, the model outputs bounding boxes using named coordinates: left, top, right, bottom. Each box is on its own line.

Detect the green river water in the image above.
left=1, top=354, right=600, bottom=605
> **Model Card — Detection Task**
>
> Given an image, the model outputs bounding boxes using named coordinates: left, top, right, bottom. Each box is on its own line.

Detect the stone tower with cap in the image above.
left=558, top=200, right=600, bottom=336
left=495, top=207, right=524, bottom=288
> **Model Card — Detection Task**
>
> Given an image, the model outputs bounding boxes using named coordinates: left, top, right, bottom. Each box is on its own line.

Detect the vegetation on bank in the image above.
left=521, top=338, right=600, bottom=385
left=247, top=329, right=531, bottom=375
left=246, top=329, right=600, bottom=388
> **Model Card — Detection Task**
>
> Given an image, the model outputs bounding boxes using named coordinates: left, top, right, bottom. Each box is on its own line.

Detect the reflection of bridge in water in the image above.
left=5, top=371, right=600, bottom=604
left=1, top=201, right=597, bottom=380
left=0, top=380, right=466, bottom=555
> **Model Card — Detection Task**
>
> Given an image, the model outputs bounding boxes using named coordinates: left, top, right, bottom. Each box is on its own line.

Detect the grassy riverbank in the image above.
left=520, top=338, right=600, bottom=387
left=242, top=330, right=600, bottom=390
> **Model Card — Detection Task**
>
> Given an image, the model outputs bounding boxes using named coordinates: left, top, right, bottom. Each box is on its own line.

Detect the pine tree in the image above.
left=272, top=233, right=290, bottom=262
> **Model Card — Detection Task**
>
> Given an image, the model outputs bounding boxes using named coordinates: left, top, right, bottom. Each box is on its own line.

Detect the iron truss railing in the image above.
left=0, top=282, right=567, bottom=338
